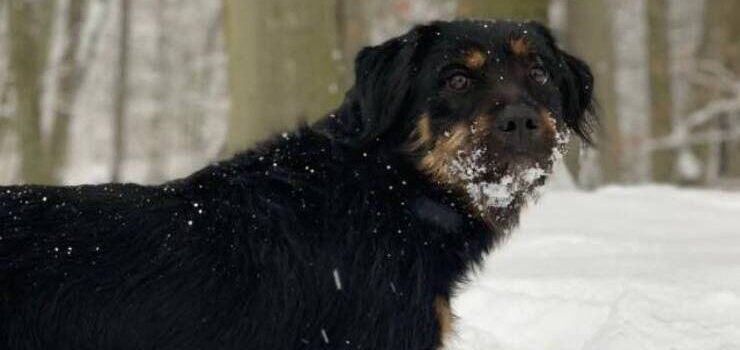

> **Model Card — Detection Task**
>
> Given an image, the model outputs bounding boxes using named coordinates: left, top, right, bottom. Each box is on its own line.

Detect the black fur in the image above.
left=1, top=20, right=593, bottom=350
left=320, top=26, right=426, bottom=146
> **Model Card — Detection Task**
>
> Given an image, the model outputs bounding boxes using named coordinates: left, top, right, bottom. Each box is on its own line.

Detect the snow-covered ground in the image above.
left=451, top=186, right=740, bottom=350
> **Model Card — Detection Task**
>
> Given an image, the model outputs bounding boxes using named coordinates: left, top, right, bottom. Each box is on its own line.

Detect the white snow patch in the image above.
left=447, top=186, right=740, bottom=350
left=475, top=175, right=516, bottom=208
left=522, top=167, right=547, bottom=184
left=448, top=147, right=550, bottom=211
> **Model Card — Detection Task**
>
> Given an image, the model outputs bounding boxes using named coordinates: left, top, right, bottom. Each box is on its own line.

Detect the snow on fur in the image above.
left=447, top=123, right=570, bottom=211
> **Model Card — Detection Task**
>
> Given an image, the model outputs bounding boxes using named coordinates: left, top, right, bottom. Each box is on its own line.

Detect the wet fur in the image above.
left=0, top=20, right=593, bottom=349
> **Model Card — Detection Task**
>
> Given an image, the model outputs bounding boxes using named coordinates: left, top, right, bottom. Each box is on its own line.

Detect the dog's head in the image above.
left=325, top=20, right=594, bottom=222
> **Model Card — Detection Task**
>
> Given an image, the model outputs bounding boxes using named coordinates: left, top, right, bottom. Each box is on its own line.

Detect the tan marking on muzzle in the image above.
left=538, top=109, right=557, bottom=141
left=407, top=114, right=434, bottom=153
left=470, top=115, right=492, bottom=136
left=418, top=123, right=470, bottom=183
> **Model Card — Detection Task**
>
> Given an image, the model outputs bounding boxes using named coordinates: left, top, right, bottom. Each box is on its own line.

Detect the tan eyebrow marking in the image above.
left=463, top=49, right=487, bottom=69
left=510, top=37, right=530, bottom=56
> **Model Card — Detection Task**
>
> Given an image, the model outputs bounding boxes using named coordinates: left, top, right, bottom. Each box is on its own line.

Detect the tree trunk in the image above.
left=7, top=0, right=56, bottom=184
left=667, top=0, right=706, bottom=183
left=335, top=0, right=368, bottom=87
left=0, top=1, right=10, bottom=169
left=49, top=0, right=88, bottom=183
left=148, top=0, right=168, bottom=183
left=567, top=0, right=620, bottom=186
left=609, top=0, right=652, bottom=183
left=457, top=0, right=548, bottom=22
left=337, top=0, right=456, bottom=81
left=221, top=0, right=344, bottom=155
left=648, top=0, right=675, bottom=183
left=112, top=0, right=130, bottom=182
left=700, top=0, right=740, bottom=180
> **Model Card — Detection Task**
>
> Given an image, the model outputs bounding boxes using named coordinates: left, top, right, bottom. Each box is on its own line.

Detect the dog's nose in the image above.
left=494, top=104, right=539, bottom=147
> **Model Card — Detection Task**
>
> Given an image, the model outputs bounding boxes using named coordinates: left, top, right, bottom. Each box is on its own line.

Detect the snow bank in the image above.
left=449, top=186, right=740, bottom=350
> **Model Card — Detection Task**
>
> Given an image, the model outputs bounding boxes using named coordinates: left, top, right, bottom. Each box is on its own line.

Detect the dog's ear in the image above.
left=559, top=51, right=595, bottom=143
left=528, top=22, right=595, bottom=143
left=324, top=24, right=434, bottom=147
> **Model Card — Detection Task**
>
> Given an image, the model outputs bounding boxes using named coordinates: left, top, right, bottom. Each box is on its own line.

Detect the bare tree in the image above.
left=111, top=0, right=130, bottom=182
left=221, top=0, right=344, bottom=154
left=364, top=0, right=455, bottom=44
left=0, top=0, right=14, bottom=181
left=646, top=60, right=740, bottom=184
left=609, top=0, right=652, bottom=182
left=648, top=0, right=675, bottom=182
left=145, top=0, right=169, bottom=182
left=667, top=0, right=706, bottom=183
left=700, top=0, right=740, bottom=184
left=335, top=0, right=368, bottom=88
left=567, top=0, right=620, bottom=187
left=457, top=0, right=548, bottom=22
left=48, top=0, right=89, bottom=183
left=7, top=0, right=56, bottom=184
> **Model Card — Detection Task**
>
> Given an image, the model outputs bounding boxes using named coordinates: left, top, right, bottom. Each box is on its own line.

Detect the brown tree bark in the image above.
left=49, top=0, right=88, bottom=183
left=701, top=0, right=740, bottom=179
left=456, top=0, right=548, bottom=22
left=335, top=0, right=368, bottom=87
left=111, top=0, right=131, bottom=182
left=7, top=0, right=56, bottom=184
left=567, top=0, right=620, bottom=185
left=221, top=0, right=344, bottom=155
left=648, top=0, right=674, bottom=182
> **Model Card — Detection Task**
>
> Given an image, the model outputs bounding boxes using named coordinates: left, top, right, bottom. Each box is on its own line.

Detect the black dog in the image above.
left=0, top=20, right=593, bottom=349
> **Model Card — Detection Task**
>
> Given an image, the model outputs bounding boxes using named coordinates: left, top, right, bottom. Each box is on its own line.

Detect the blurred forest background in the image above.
left=0, top=0, right=739, bottom=189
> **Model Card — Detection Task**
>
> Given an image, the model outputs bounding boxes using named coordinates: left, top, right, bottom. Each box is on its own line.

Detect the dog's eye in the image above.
left=447, top=74, right=472, bottom=92
left=530, top=66, right=549, bottom=85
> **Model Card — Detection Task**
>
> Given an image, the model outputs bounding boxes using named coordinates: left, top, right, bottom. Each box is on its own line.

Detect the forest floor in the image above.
left=450, top=186, right=740, bottom=350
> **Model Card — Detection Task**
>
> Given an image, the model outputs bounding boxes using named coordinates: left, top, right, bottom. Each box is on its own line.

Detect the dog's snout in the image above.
left=496, top=115, right=539, bottom=133
left=494, top=104, right=540, bottom=148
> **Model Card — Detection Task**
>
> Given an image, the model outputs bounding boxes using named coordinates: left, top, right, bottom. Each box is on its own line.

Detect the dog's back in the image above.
left=0, top=131, right=438, bottom=349
left=0, top=183, right=206, bottom=348
left=0, top=164, right=302, bottom=349
left=1, top=184, right=163, bottom=281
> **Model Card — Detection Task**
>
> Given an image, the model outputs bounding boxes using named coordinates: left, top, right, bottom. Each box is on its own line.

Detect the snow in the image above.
left=449, top=186, right=740, bottom=350
left=448, top=123, right=569, bottom=213
left=333, top=268, right=343, bottom=291
left=448, top=147, right=549, bottom=211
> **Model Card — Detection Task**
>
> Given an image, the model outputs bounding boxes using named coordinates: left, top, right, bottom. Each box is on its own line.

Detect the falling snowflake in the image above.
left=332, top=269, right=342, bottom=291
